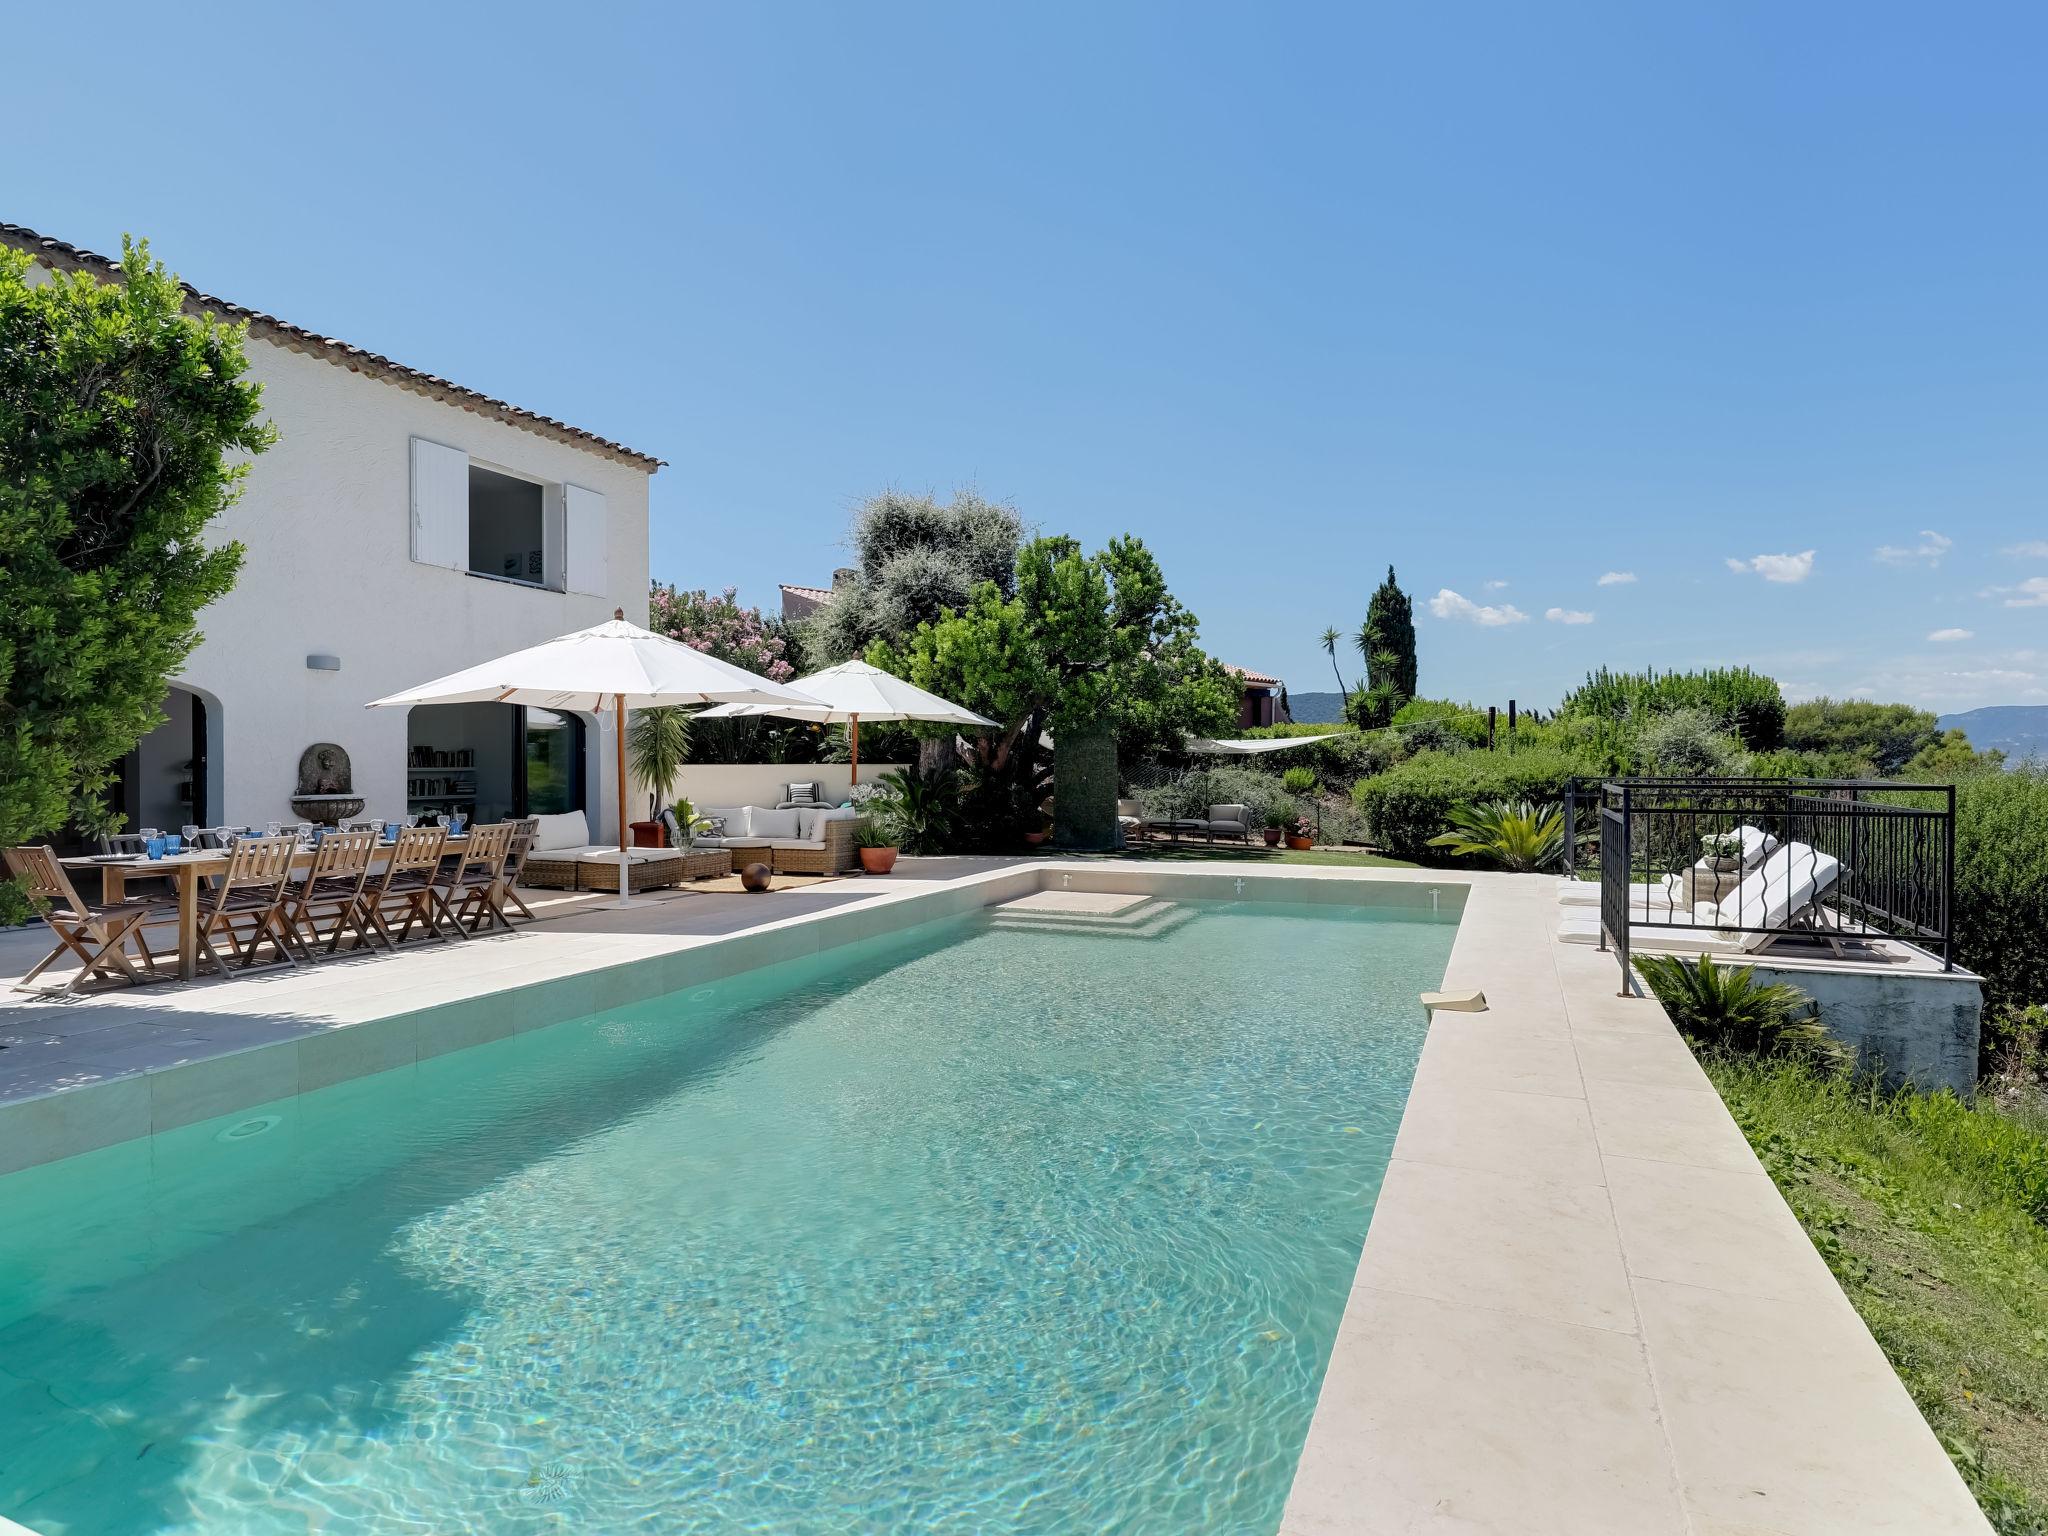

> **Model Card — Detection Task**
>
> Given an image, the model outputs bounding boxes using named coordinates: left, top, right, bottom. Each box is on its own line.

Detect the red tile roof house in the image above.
left=1224, top=664, right=1288, bottom=728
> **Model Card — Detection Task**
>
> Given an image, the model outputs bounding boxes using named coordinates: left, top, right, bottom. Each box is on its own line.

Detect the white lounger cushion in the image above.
left=1712, top=843, right=1842, bottom=950
left=531, top=810, right=592, bottom=852
left=1557, top=877, right=1686, bottom=908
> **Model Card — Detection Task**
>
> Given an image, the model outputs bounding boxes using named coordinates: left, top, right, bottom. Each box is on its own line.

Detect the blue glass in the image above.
left=383, top=824, right=399, bottom=843
left=143, top=837, right=165, bottom=860
left=164, top=834, right=182, bottom=854
left=448, top=813, right=466, bottom=835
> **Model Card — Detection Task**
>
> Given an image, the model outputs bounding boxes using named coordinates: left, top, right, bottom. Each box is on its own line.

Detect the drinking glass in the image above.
left=145, top=836, right=166, bottom=860
left=181, top=824, right=200, bottom=845
left=403, top=814, right=420, bottom=830
left=266, top=821, right=283, bottom=838
left=448, top=813, right=466, bottom=835
left=164, top=834, right=182, bottom=854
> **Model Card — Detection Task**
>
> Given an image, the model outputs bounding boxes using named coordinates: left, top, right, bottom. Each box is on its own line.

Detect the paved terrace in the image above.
left=0, top=860, right=1989, bottom=1534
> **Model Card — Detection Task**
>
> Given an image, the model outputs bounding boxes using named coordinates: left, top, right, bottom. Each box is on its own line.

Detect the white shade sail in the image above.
left=366, top=613, right=824, bottom=715
left=1186, top=733, right=1349, bottom=755
left=696, top=659, right=996, bottom=727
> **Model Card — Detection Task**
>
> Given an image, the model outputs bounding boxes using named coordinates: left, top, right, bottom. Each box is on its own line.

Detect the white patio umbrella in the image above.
left=367, top=610, right=824, bottom=901
left=696, top=658, right=996, bottom=784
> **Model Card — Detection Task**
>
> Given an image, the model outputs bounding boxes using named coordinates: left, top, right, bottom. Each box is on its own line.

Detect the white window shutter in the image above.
left=409, top=438, right=469, bottom=569
left=565, top=484, right=608, bottom=596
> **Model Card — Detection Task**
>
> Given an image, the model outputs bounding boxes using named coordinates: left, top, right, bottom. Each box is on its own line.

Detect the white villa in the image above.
left=4, top=223, right=660, bottom=841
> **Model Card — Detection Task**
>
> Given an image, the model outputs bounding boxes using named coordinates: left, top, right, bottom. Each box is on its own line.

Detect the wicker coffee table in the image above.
left=676, top=849, right=730, bottom=881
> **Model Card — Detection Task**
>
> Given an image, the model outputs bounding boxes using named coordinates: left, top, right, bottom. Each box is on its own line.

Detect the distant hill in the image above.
left=1938, top=706, right=2048, bottom=761
left=1286, top=691, right=1348, bottom=725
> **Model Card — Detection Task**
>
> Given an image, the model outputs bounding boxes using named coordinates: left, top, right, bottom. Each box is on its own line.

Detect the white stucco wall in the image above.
left=668, top=763, right=910, bottom=816
left=175, top=343, right=653, bottom=832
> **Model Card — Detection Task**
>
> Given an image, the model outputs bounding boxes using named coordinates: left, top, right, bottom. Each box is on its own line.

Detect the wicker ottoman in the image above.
left=573, top=851, right=692, bottom=893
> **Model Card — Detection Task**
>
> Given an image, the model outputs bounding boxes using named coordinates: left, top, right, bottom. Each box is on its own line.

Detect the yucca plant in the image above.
left=1427, top=799, right=1564, bottom=872
left=1633, top=953, right=1850, bottom=1071
left=627, top=706, right=691, bottom=817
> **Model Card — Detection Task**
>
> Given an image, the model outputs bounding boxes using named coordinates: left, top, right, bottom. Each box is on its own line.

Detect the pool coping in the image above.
left=0, top=863, right=1991, bottom=1534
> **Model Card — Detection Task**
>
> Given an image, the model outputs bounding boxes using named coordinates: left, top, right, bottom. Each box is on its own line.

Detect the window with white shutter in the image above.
left=409, top=438, right=469, bottom=570
left=564, top=484, right=609, bottom=596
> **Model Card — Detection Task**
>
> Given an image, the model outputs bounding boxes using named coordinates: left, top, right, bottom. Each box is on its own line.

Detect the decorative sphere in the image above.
left=740, top=862, right=772, bottom=893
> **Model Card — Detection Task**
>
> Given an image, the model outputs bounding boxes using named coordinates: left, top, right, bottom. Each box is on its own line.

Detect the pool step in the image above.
left=989, top=896, right=1198, bottom=941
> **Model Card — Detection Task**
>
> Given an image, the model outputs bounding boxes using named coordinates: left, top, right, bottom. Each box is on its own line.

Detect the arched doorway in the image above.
left=118, top=684, right=213, bottom=832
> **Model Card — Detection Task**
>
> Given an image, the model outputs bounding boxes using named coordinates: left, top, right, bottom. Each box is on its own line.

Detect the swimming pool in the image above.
left=0, top=896, right=1455, bottom=1534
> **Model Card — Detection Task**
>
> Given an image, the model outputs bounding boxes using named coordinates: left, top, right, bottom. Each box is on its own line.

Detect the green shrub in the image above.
left=1784, top=698, right=1942, bottom=776
left=1280, top=765, right=1318, bottom=796
left=1561, top=666, right=1786, bottom=751
left=1427, top=799, right=1566, bottom=872
left=1634, top=953, right=1849, bottom=1070
left=1391, top=697, right=1489, bottom=747
left=1636, top=706, right=1745, bottom=776
left=1349, top=746, right=1586, bottom=860
left=1954, top=766, right=2048, bottom=1033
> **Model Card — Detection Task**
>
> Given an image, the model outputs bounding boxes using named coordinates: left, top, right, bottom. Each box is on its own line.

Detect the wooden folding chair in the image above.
left=499, top=816, right=540, bottom=921
left=362, top=826, right=452, bottom=946
left=194, top=835, right=304, bottom=973
left=279, top=829, right=384, bottom=958
left=4, top=846, right=175, bottom=995
left=440, top=823, right=517, bottom=936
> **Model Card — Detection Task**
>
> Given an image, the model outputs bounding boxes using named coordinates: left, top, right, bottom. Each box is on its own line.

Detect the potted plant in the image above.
left=855, top=817, right=899, bottom=875
left=669, top=797, right=714, bottom=850
left=1285, top=804, right=1315, bottom=851
left=627, top=706, right=691, bottom=819
left=1261, top=805, right=1289, bottom=847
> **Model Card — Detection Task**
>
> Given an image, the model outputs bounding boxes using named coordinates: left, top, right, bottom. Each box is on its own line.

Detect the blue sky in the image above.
left=10, top=2, right=2046, bottom=713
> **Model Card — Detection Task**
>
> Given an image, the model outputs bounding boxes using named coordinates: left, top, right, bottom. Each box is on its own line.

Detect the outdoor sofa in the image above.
left=686, top=803, right=862, bottom=875
left=520, top=810, right=703, bottom=892
left=1140, top=802, right=1255, bottom=844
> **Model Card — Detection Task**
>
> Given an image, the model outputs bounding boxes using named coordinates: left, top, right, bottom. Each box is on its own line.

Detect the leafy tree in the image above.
left=870, top=534, right=1236, bottom=847
left=804, top=489, right=1022, bottom=664
left=1783, top=698, right=1943, bottom=776
left=647, top=583, right=814, bottom=764
left=627, top=706, right=691, bottom=817
left=1561, top=666, right=1785, bottom=751
left=0, top=238, right=274, bottom=851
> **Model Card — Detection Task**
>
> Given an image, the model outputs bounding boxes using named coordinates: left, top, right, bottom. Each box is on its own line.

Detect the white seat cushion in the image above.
left=749, top=807, right=800, bottom=840
left=697, top=805, right=749, bottom=839
left=568, top=847, right=682, bottom=866
left=531, top=810, right=591, bottom=852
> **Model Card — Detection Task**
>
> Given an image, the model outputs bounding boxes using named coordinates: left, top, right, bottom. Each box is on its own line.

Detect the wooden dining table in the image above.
left=60, top=834, right=472, bottom=982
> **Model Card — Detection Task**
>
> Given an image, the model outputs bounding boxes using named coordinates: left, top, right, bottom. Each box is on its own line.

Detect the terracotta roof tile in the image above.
left=1223, top=663, right=1283, bottom=686
left=1, top=221, right=663, bottom=472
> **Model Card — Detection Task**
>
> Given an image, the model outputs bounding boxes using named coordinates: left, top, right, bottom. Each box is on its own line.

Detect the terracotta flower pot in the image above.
left=1262, top=828, right=1282, bottom=847
left=1286, top=835, right=1314, bottom=851
left=1023, top=830, right=1050, bottom=847
left=859, top=847, right=899, bottom=875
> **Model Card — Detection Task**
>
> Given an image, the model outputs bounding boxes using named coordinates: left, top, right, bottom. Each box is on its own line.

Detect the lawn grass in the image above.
left=1704, top=1055, right=2048, bottom=1535
left=1064, top=843, right=1416, bottom=869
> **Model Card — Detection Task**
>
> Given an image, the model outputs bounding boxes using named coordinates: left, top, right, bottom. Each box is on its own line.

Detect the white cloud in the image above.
left=2002, top=541, right=2048, bottom=558
left=1874, top=530, right=1951, bottom=566
left=1726, top=550, right=1816, bottom=584
left=1927, top=628, right=1974, bottom=643
left=1428, top=589, right=1529, bottom=627
left=1596, top=571, right=1636, bottom=586
left=1483, top=579, right=1509, bottom=591
left=1545, top=607, right=1595, bottom=625
left=2001, top=577, right=2048, bottom=608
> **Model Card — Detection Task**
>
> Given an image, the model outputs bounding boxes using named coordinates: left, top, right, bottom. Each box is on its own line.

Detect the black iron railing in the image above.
left=1588, top=778, right=1954, bottom=994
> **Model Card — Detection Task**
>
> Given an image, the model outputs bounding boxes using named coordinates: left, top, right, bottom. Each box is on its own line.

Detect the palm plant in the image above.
left=1632, top=953, right=1849, bottom=1070
left=1319, top=626, right=1352, bottom=697
left=1427, top=799, right=1565, bottom=872
left=874, top=764, right=955, bottom=855
left=627, top=706, right=692, bottom=817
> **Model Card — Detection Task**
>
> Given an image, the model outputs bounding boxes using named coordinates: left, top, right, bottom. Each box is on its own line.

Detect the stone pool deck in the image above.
left=0, top=860, right=1990, bottom=1534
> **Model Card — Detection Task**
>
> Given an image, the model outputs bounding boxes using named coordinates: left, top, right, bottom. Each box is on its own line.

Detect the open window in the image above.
left=410, top=437, right=609, bottom=594
left=468, top=465, right=548, bottom=586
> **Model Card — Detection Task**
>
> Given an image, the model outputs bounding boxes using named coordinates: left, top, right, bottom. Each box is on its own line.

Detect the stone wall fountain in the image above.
left=290, top=742, right=365, bottom=826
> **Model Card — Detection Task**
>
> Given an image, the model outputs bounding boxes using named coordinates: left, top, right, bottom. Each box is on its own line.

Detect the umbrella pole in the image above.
left=614, top=696, right=633, bottom=907
left=850, top=715, right=859, bottom=787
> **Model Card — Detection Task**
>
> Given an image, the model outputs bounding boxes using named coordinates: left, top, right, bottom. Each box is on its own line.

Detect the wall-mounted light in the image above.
left=306, top=654, right=341, bottom=672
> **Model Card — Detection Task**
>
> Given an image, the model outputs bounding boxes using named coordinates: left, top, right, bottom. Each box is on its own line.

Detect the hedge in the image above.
left=1952, top=766, right=2048, bottom=1030
left=1350, top=747, right=1586, bottom=861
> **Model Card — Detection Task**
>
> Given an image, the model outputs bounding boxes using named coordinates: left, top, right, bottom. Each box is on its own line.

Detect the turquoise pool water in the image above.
left=0, top=898, right=1454, bottom=1534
